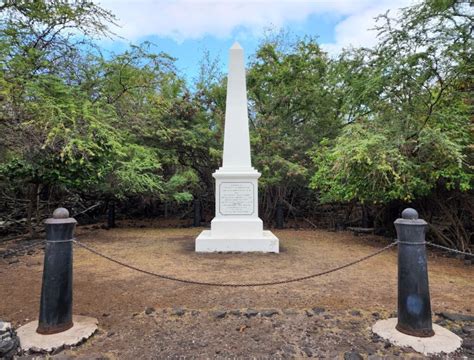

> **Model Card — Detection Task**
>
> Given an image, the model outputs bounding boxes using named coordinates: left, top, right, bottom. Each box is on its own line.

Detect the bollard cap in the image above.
left=45, top=207, right=77, bottom=224
left=402, top=208, right=418, bottom=220
left=394, top=208, right=427, bottom=226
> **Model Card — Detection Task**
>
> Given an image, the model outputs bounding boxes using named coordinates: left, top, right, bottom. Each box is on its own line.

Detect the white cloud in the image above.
left=98, top=0, right=416, bottom=53
left=320, top=0, right=415, bottom=56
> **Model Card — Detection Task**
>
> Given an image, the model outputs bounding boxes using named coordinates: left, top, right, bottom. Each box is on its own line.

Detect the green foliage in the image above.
left=310, top=0, right=473, bottom=205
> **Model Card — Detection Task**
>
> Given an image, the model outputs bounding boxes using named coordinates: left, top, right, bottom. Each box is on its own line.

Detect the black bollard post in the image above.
left=394, top=208, right=434, bottom=337
left=193, top=199, right=201, bottom=227
left=276, top=201, right=284, bottom=229
left=36, top=208, right=76, bottom=335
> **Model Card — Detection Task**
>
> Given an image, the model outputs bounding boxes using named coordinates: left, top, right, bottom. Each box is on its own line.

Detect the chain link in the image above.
left=73, top=240, right=398, bottom=287
left=426, top=242, right=473, bottom=256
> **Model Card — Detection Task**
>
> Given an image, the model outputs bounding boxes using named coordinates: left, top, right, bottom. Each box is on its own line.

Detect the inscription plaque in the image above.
left=219, top=182, right=254, bottom=215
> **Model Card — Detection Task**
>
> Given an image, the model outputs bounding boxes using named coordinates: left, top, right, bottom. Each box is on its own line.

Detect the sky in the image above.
left=97, top=0, right=415, bottom=82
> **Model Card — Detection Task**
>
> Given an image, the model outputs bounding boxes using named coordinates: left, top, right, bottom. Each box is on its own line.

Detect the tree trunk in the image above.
left=26, top=183, right=39, bottom=239
left=107, top=201, right=116, bottom=228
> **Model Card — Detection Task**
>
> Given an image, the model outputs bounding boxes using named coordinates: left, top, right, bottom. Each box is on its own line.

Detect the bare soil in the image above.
left=0, top=226, right=473, bottom=359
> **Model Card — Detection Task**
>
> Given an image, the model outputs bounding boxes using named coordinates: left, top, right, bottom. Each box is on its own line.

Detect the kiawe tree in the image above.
left=310, top=0, right=473, bottom=248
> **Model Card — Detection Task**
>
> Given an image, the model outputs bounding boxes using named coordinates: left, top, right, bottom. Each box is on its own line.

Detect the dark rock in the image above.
left=0, top=336, right=17, bottom=359
left=102, top=313, right=110, bottom=317
left=350, top=310, right=362, bottom=317
left=244, top=309, right=259, bottom=318
left=462, top=325, right=474, bottom=335
left=371, top=312, right=380, bottom=319
left=384, top=340, right=391, bottom=349
left=323, top=315, right=333, bottom=320
left=107, top=331, right=115, bottom=337
left=302, top=347, right=313, bottom=357
left=439, top=312, right=474, bottom=322
left=212, top=310, right=227, bottom=319
left=261, top=309, right=279, bottom=317
left=312, top=307, right=325, bottom=315
left=344, top=351, right=363, bottom=360
left=0, top=322, right=10, bottom=333
left=172, top=307, right=185, bottom=316
left=191, top=310, right=200, bottom=316
left=281, top=344, right=295, bottom=355
left=229, top=309, right=241, bottom=316
left=145, top=307, right=155, bottom=315
left=463, top=339, right=474, bottom=350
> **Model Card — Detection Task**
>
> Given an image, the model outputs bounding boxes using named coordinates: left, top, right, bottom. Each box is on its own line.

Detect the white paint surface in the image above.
left=372, top=318, right=462, bottom=356
left=17, top=315, right=98, bottom=353
left=195, top=43, right=279, bottom=253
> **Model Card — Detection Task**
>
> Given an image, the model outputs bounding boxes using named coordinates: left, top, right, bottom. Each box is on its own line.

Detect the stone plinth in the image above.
left=17, top=315, right=98, bottom=353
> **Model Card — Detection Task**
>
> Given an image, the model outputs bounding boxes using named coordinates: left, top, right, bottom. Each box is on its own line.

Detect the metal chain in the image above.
left=1, top=240, right=45, bottom=259
left=426, top=242, right=473, bottom=256
left=73, top=240, right=398, bottom=287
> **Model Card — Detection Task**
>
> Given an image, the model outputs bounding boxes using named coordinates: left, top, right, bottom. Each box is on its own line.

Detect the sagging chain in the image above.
left=72, top=239, right=398, bottom=287
left=426, top=242, right=472, bottom=256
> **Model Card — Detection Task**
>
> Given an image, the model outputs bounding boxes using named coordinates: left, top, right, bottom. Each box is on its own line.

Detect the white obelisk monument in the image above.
left=195, top=42, right=279, bottom=253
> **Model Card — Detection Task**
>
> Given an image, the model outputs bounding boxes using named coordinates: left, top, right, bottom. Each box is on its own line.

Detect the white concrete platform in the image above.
left=196, top=230, right=279, bottom=253
left=372, top=318, right=462, bottom=356
left=17, top=315, right=98, bottom=353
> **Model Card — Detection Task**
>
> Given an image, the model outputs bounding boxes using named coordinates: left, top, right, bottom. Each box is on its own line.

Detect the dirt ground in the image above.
left=0, top=226, right=473, bottom=359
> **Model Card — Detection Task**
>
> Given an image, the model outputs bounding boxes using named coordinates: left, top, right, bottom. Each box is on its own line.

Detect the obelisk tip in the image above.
left=230, top=41, right=243, bottom=50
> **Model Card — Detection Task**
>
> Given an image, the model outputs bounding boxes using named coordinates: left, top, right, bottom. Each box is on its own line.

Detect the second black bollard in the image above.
left=394, top=208, right=434, bottom=337
left=36, top=208, right=76, bottom=334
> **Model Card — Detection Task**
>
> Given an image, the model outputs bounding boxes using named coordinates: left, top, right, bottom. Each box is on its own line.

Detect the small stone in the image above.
left=212, top=310, right=227, bottom=319
left=191, top=310, right=200, bottom=316
left=312, top=307, right=325, bottom=315
left=462, top=325, right=474, bottom=335
left=0, top=322, right=11, bottom=333
left=107, top=331, right=115, bottom=337
left=281, top=344, right=295, bottom=355
left=305, top=310, right=314, bottom=317
left=323, top=314, right=333, bottom=320
left=368, top=356, right=383, bottom=360
left=172, top=307, right=185, bottom=316
left=302, top=347, right=313, bottom=357
left=261, top=309, right=279, bottom=317
left=7, top=259, right=19, bottom=265
left=229, top=309, right=241, bottom=316
left=463, top=339, right=474, bottom=350
left=350, top=310, right=362, bottom=317
left=244, top=309, right=259, bottom=318
left=344, top=351, right=363, bottom=360
left=283, top=309, right=298, bottom=316
left=440, top=312, right=474, bottom=322
left=102, top=313, right=110, bottom=317
left=145, top=307, right=155, bottom=315
left=0, top=336, right=17, bottom=356
left=384, top=340, right=391, bottom=349
left=372, top=312, right=380, bottom=319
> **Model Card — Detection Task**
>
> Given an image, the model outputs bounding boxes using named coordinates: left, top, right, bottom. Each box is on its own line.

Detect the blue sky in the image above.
left=97, top=0, right=414, bottom=82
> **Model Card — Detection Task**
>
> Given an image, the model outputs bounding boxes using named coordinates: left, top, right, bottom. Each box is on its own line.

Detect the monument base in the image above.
left=195, top=230, right=279, bottom=253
